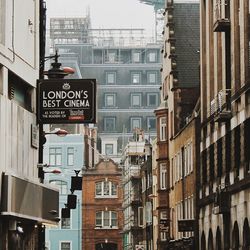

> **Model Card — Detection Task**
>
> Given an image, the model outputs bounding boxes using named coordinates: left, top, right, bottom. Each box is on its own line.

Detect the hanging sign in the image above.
left=37, top=79, right=96, bottom=124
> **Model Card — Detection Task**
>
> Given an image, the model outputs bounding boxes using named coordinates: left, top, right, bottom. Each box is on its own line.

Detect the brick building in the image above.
left=82, top=159, right=123, bottom=250
left=158, top=0, right=200, bottom=248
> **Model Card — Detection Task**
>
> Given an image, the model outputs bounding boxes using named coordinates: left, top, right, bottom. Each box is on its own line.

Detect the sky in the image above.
left=46, top=0, right=155, bottom=34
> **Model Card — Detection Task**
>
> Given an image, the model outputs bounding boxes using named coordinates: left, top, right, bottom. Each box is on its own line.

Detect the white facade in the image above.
left=0, top=1, right=59, bottom=249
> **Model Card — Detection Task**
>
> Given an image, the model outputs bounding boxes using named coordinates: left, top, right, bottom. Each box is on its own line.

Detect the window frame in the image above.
left=147, top=93, right=158, bottom=107
left=147, top=117, right=156, bottom=131
left=104, top=93, right=116, bottom=107
left=49, top=147, right=62, bottom=166
left=67, top=147, right=74, bottom=166
left=160, top=163, right=167, bottom=190
left=147, top=71, right=157, bottom=84
left=95, top=211, right=118, bottom=229
left=106, top=72, right=116, bottom=84
left=95, top=181, right=118, bottom=198
left=131, top=72, right=141, bottom=84
left=130, top=117, right=142, bottom=131
left=130, top=93, right=142, bottom=107
left=105, top=143, right=114, bottom=155
left=60, top=241, right=72, bottom=250
left=104, top=117, right=116, bottom=132
left=159, top=117, right=166, bottom=141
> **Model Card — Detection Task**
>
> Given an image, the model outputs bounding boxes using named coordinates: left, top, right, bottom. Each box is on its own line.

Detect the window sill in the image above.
left=95, top=196, right=118, bottom=199
left=95, top=227, right=118, bottom=230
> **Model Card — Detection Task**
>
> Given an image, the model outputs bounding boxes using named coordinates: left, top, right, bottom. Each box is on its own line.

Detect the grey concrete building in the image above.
left=48, top=18, right=162, bottom=162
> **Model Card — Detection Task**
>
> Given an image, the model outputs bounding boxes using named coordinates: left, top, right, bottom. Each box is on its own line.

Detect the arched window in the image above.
left=50, top=180, right=67, bottom=194
left=243, top=218, right=250, bottom=249
left=232, top=221, right=240, bottom=250
left=201, top=231, right=206, bottom=250
left=216, top=227, right=222, bottom=250
left=208, top=229, right=214, bottom=250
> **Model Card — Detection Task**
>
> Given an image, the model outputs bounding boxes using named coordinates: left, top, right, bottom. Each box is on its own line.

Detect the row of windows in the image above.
left=201, top=120, right=250, bottom=186
left=104, top=50, right=158, bottom=64
left=105, top=71, right=159, bottom=85
left=103, top=116, right=156, bottom=132
left=170, top=142, right=193, bottom=185
left=175, top=196, right=194, bottom=239
left=49, top=147, right=74, bottom=166
left=104, top=92, right=159, bottom=108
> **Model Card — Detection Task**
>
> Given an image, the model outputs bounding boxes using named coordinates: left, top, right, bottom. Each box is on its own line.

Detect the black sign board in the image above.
left=178, top=219, right=195, bottom=232
left=37, top=79, right=96, bottom=124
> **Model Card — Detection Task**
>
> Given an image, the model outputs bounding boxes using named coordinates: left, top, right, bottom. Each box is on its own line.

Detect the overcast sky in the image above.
left=46, top=0, right=155, bottom=34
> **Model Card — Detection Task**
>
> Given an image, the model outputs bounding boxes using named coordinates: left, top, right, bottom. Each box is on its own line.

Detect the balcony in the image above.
left=213, top=0, right=230, bottom=32
left=209, top=89, right=232, bottom=122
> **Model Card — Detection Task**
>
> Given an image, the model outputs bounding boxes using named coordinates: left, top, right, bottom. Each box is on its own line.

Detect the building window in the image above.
left=138, top=207, right=144, bottom=226
left=105, top=144, right=113, bottom=155
left=147, top=72, right=157, bottom=84
left=105, top=93, right=116, bottom=107
left=95, top=211, right=118, bottom=228
left=159, top=117, right=166, bottom=141
left=133, top=51, right=141, bottom=63
left=147, top=93, right=158, bottom=106
left=50, top=180, right=68, bottom=195
left=160, top=231, right=167, bottom=241
left=131, top=72, right=141, bottom=84
left=104, top=117, right=116, bottom=131
left=95, top=181, right=117, bottom=197
left=8, top=72, right=33, bottom=111
left=147, top=117, right=156, bottom=131
left=148, top=51, right=157, bottom=62
left=49, top=147, right=62, bottom=166
left=106, top=72, right=116, bottom=84
left=67, top=147, right=74, bottom=166
left=60, top=242, right=71, bottom=250
left=160, top=163, right=167, bottom=190
left=131, top=93, right=141, bottom=107
left=131, top=117, right=142, bottom=131
left=61, top=217, right=71, bottom=229
left=107, top=52, right=116, bottom=63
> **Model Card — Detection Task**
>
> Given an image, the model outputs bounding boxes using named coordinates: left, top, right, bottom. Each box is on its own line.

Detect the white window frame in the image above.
left=60, top=207, right=71, bottom=230
left=159, top=117, right=166, bottom=141
left=105, top=93, right=116, bottom=107
left=160, top=231, right=167, bottom=241
left=60, top=241, right=72, bottom=250
left=147, top=93, right=158, bottom=107
left=105, top=143, right=113, bottom=155
left=148, top=51, right=157, bottom=62
left=95, top=181, right=117, bottom=198
left=133, top=51, right=141, bottom=63
left=147, top=72, right=157, bottom=84
left=49, top=147, right=62, bottom=166
left=131, top=93, right=141, bottom=107
left=95, top=211, right=118, bottom=229
left=106, top=72, right=116, bottom=84
left=104, top=117, right=116, bottom=131
left=131, top=72, right=141, bottom=84
left=67, top=147, right=74, bottom=166
left=147, top=117, right=156, bottom=131
left=131, top=117, right=141, bottom=131
left=50, top=180, right=67, bottom=195
left=160, top=163, right=167, bottom=190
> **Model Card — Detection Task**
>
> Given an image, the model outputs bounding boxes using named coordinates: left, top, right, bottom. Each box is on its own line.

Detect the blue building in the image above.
left=43, top=133, right=84, bottom=250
